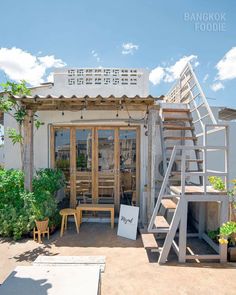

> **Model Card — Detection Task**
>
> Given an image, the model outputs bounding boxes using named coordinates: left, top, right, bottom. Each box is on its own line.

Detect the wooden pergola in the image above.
left=11, top=94, right=159, bottom=197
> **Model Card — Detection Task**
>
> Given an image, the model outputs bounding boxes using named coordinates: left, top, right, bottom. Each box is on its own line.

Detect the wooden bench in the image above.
left=76, top=204, right=115, bottom=229
left=140, top=229, right=159, bottom=252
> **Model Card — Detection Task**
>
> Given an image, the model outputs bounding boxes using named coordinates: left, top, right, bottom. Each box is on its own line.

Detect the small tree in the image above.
left=0, top=81, right=43, bottom=170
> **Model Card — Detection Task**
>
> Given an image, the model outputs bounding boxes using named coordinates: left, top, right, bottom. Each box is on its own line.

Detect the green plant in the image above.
left=208, top=176, right=225, bottom=191
left=33, top=168, right=65, bottom=196
left=0, top=81, right=44, bottom=170
left=32, top=169, right=65, bottom=227
left=0, top=168, right=64, bottom=240
left=32, top=190, right=58, bottom=222
left=55, top=159, right=70, bottom=169
left=219, top=221, right=236, bottom=245
left=207, top=228, right=220, bottom=242
left=77, top=153, right=87, bottom=170
left=0, top=169, right=36, bottom=239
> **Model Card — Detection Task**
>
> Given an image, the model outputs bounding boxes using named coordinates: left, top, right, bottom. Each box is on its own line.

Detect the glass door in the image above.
left=119, top=129, right=137, bottom=206
left=96, top=128, right=117, bottom=207
left=53, top=128, right=71, bottom=204
left=75, top=128, right=93, bottom=204
left=52, top=126, right=139, bottom=211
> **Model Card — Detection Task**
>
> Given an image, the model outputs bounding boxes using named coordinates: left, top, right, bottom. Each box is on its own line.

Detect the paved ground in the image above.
left=0, top=223, right=236, bottom=295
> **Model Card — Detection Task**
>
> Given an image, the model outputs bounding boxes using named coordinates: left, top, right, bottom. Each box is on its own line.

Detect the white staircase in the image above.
left=144, top=62, right=229, bottom=264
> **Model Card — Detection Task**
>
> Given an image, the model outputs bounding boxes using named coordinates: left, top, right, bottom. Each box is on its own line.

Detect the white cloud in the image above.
left=203, top=74, right=209, bottom=83
left=122, top=42, right=139, bottom=55
left=215, top=47, right=236, bottom=81
left=47, top=72, right=54, bottom=83
left=210, top=82, right=224, bottom=92
left=91, top=50, right=101, bottom=62
left=0, top=47, right=66, bottom=86
left=149, top=67, right=165, bottom=85
left=149, top=55, right=198, bottom=85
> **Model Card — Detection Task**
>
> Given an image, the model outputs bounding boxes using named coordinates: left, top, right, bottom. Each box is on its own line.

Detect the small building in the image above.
left=1, top=64, right=232, bottom=263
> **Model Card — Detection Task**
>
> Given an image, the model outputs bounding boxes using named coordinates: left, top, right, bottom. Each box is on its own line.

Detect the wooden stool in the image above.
left=33, top=227, right=49, bottom=243
left=60, top=208, right=79, bottom=237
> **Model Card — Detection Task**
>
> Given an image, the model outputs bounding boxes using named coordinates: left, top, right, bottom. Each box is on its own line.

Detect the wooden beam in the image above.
left=23, top=110, right=34, bottom=191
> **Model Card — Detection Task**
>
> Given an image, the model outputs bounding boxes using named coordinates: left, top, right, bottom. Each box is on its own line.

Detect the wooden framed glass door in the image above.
left=94, top=128, right=118, bottom=209
left=51, top=126, right=140, bottom=212
left=74, top=128, right=93, bottom=204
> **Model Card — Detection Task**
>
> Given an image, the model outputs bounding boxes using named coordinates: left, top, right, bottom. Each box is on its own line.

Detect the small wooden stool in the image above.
left=60, top=208, right=79, bottom=237
left=33, top=227, right=49, bottom=243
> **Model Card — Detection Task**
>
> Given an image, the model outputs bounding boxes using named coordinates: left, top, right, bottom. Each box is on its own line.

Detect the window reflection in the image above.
left=76, top=129, right=92, bottom=204
left=120, top=130, right=136, bottom=206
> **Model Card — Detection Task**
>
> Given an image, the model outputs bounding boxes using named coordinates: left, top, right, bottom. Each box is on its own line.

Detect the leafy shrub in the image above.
left=0, top=168, right=65, bottom=240
left=32, top=169, right=65, bottom=227
left=208, top=176, right=225, bottom=191
left=219, top=221, right=236, bottom=245
left=0, top=170, right=35, bottom=239
left=33, top=168, right=65, bottom=196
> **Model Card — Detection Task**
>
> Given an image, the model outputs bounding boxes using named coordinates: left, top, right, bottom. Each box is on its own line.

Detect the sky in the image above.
left=0, top=0, right=236, bottom=107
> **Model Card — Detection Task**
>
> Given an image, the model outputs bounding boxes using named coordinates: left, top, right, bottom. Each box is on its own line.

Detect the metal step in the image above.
left=166, top=157, right=203, bottom=163
left=162, top=108, right=190, bottom=113
left=154, top=216, right=170, bottom=232
left=161, top=199, right=177, bottom=210
left=163, top=117, right=193, bottom=122
left=163, top=125, right=194, bottom=130
left=164, top=136, right=197, bottom=141
left=171, top=170, right=203, bottom=175
left=140, top=229, right=159, bottom=252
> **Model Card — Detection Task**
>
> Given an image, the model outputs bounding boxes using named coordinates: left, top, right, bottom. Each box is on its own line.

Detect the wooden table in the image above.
left=77, top=204, right=115, bottom=229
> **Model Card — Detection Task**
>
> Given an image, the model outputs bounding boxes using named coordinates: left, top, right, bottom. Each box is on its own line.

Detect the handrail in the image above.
left=148, top=146, right=177, bottom=232
left=148, top=123, right=228, bottom=232
left=165, top=62, right=217, bottom=136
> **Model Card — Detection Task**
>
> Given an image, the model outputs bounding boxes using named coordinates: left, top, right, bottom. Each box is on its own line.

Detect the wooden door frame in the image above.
left=50, top=125, right=140, bottom=210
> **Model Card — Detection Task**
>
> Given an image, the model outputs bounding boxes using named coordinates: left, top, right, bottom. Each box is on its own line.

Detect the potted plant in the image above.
left=33, top=193, right=51, bottom=233
left=219, top=221, right=236, bottom=262
left=32, top=168, right=65, bottom=234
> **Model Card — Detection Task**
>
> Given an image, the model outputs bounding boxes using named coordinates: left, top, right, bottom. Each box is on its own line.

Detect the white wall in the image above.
left=4, top=109, right=150, bottom=197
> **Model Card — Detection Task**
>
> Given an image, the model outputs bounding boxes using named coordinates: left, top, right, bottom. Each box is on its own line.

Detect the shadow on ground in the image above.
left=53, top=222, right=143, bottom=248
left=0, top=271, right=52, bottom=294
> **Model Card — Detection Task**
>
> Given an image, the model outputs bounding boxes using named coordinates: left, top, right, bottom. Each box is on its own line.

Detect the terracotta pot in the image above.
left=35, top=218, right=49, bottom=232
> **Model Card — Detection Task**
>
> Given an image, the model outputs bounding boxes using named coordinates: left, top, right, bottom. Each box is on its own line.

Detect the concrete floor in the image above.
left=0, top=223, right=236, bottom=295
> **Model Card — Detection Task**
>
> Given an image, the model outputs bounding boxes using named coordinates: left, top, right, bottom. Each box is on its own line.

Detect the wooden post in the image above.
left=220, top=198, right=229, bottom=263
left=147, top=109, right=158, bottom=221
left=23, top=110, right=34, bottom=191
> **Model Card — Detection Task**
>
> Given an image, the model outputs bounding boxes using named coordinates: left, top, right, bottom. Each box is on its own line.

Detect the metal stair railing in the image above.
left=148, top=124, right=229, bottom=233
left=165, top=62, right=223, bottom=140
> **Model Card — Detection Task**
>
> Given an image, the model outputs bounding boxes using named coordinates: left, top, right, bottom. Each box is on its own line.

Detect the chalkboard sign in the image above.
left=117, top=205, right=139, bottom=240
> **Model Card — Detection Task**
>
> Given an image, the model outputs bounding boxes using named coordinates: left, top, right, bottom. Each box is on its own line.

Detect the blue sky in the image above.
left=0, top=0, right=235, bottom=107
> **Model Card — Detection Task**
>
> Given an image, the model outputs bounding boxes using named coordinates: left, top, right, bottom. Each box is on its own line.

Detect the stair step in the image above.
left=162, top=108, right=190, bottom=113
left=154, top=216, right=170, bottom=229
left=164, top=136, right=197, bottom=141
left=171, top=170, right=203, bottom=174
left=163, top=125, right=194, bottom=131
left=161, top=199, right=177, bottom=210
left=175, top=159, right=203, bottom=163
left=166, top=147, right=202, bottom=151
left=167, top=158, right=203, bottom=163
left=140, top=229, right=159, bottom=251
left=163, top=117, right=193, bottom=122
